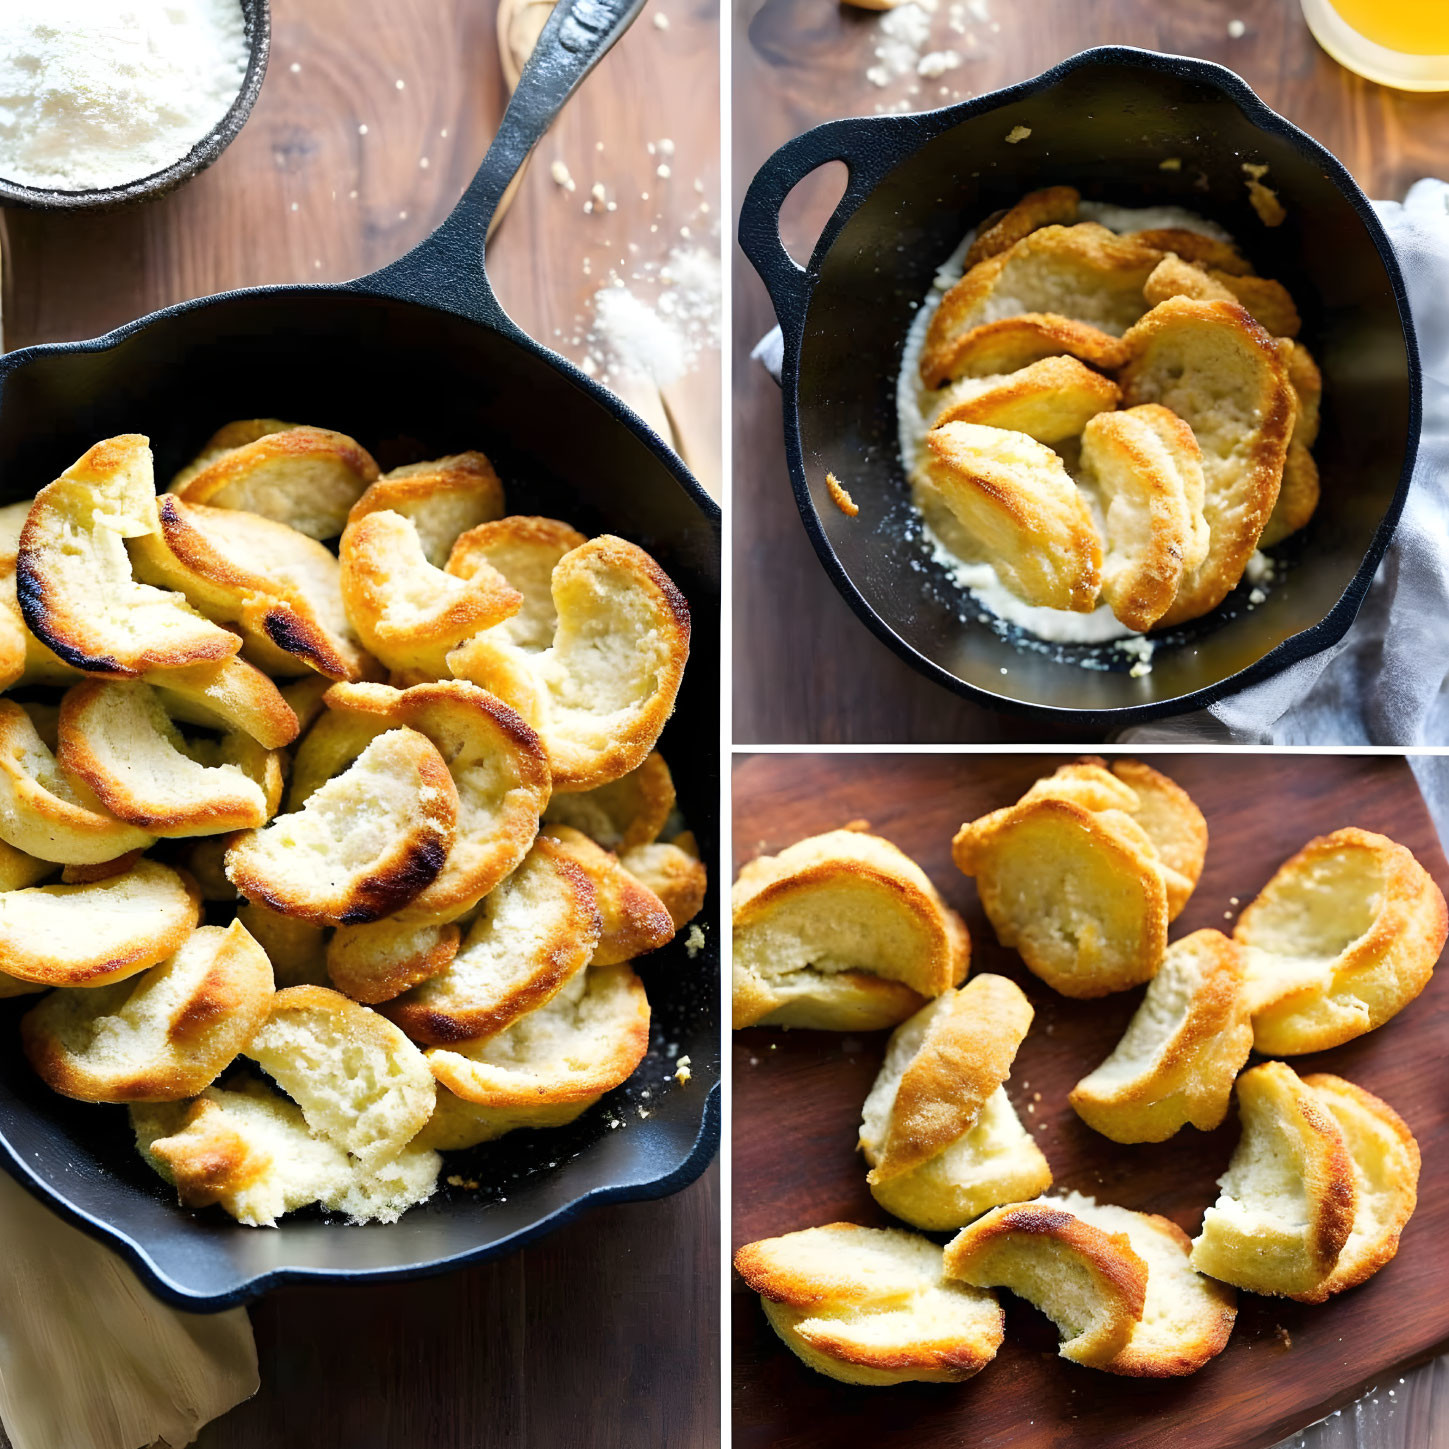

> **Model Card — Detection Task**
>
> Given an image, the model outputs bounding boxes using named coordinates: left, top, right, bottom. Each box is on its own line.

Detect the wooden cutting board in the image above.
left=732, top=752, right=1449, bottom=1449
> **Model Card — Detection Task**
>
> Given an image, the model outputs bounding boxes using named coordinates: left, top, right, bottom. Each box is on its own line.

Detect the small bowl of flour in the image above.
left=0, top=0, right=269, bottom=209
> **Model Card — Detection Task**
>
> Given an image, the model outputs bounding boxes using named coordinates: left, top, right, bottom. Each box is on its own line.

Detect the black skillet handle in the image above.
left=738, top=115, right=921, bottom=373
left=352, top=0, right=647, bottom=328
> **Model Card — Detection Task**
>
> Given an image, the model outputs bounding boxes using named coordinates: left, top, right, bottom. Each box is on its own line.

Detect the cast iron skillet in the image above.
left=739, top=46, right=1420, bottom=728
left=0, top=0, right=719, bottom=1310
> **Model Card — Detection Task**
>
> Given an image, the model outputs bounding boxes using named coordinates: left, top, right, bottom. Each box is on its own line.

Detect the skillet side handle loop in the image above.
left=738, top=116, right=919, bottom=370
left=353, top=0, right=647, bottom=328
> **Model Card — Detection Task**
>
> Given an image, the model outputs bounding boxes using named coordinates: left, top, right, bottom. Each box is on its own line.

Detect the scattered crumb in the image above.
left=1229, top=897, right=1240, bottom=905
left=1274, top=1324, right=1293, bottom=1350
left=1228, top=18, right=1246, bottom=37
left=653, top=10, right=670, bottom=26
left=289, top=61, right=301, bottom=74
left=591, top=182, right=606, bottom=203
left=657, top=163, right=672, bottom=179
left=675, top=1055, right=692, bottom=1085
left=357, top=123, right=368, bottom=136
left=637, top=1105, right=651, bottom=1120
left=1005, top=125, right=1032, bottom=144
left=844, top=818, right=872, bottom=832
left=550, top=160, right=577, bottom=192
left=1243, top=163, right=1287, bottom=226
left=395, top=78, right=406, bottom=90
left=826, top=471, right=859, bottom=517
left=445, top=1174, right=480, bottom=1190
left=1158, top=157, right=1182, bottom=171
left=685, top=924, right=706, bottom=957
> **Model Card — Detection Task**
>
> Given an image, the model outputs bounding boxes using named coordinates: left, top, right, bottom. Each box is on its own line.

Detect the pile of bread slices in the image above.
left=0, top=422, right=704, bottom=1226
left=908, top=186, right=1319, bottom=631
left=733, top=759, right=1445, bottom=1383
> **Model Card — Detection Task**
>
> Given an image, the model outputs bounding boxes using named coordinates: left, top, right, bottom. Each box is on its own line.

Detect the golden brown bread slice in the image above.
left=346, top=452, right=506, bottom=567
left=921, top=224, right=1160, bottom=387
left=225, top=727, right=458, bottom=925
left=1233, top=826, right=1446, bottom=1054
left=541, top=825, right=675, bottom=965
left=0, top=700, right=156, bottom=864
left=318, top=680, right=551, bottom=924
left=338, top=509, right=522, bottom=676
left=235, top=900, right=329, bottom=987
left=18, top=435, right=241, bottom=677
left=1128, top=229, right=1252, bottom=275
left=923, top=313, right=1132, bottom=386
left=447, top=533, right=690, bottom=792
left=1259, top=339, right=1322, bottom=547
left=859, top=976, right=1050, bottom=1230
left=384, top=836, right=601, bottom=1045
left=1070, top=929, right=1253, bottom=1143
left=129, top=494, right=376, bottom=682
left=418, top=962, right=649, bottom=1148
left=927, top=355, right=1119, bottom=439
left=732, top=827, right=969, bottom=1030
left=1118, top=297, right=1296, bottom=626
left=1109, top=758, right=1209, bottom=901
left=144, top=657, right=299, bottom=750
left=21, top=921, right=272, bottom=1102
left=1190, top=1061, right=1356, bottom=1300
left=1048, top=1192, right=1236, bottom=1376
left=169, top=421, right=379, bottom=540
left=735, top=1223, right=1004, bottom=1387
left=0, top=858, right=199, bottom=987
left=964, top=186, right=1081, bottom=268
left=943, top=1201, right=1149, bottom=1368
left=1301, top=1074, right=1420, bottom=1297
left=1079, top=404, right=1209, bottom=632
left=1141, top=254, right=1301, bottom=338
left=953, top=795, right=1167, bottom=997
left=620, top=838, right=708, bottom=930
left=540, top=749, right=676, bottom=852
left=326, top=918, right=462, bottom=1005
left=916, top=422, right=1102, bottom=613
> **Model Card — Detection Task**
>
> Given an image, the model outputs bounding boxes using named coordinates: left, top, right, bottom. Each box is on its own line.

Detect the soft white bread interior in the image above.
left=735, top=1222, right=1004, bottom=1386
left=1190, top=1060, right=1355, bottom=1301
left=17, top=435, right=241, bottom=676
left=943, top=1201, right=1148, bottom=1368
left=347, top=452, right=505, bottom=567
left=133, top=1076, right=440, bottom=1226
left=1048, top=1191, right=1236, bottom=1376
left=1070, top=929, right=1253, bottom=1143
left=244, top=985, right=436, bottom=1170
left=418, top=963, right=649, bottom=1149
left=385, top=836, right=600, bottom=1045
left=541, top=749, right=676, bottom=852
left=1234, top=827, right=1447, bottom=1055
left=21, top=921, right=273, bottom=1102
left=225, top=727, right=458, bottom=925
left=732, top=827, right=969, bottom=1030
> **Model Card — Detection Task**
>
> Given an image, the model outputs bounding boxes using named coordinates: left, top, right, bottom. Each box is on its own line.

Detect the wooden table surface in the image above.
left=731, top=0, right=1449, bottom=744
left=732, top=752, right=1449, bottom=1449
left=0, top=2, right=720, bottom=1446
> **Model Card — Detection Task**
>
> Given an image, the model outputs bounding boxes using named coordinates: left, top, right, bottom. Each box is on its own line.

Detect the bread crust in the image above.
left=1260, top=339, right=1322, bottom=546
left=22, top=920, right=273, bottom=1102
left=1070, top=928, right=1252, bottom=1143
left=541, top=825, right=675, bottom=965
left=922, top=313, right=1132, bottom=388
left=943, top=1203, right=1149, bottom=1368
left=1110, top=759, right=1208, bottom=899
left=146, top=657, right=299, bottom=749
left=541, top=749, right=676, bottom=852
left=346, top=452, right=506, bottom=567
left=1235, top=826, right=1447, bottom=1054
left=928, top=355, right=1119, bottom=439
left=327, top=918, right=462, bottom=1004
left=963, top=186, right=1080, bottom=268
left=732, top=828, right=969, bottom=1030
left=620, top=838, right=708, bottom=929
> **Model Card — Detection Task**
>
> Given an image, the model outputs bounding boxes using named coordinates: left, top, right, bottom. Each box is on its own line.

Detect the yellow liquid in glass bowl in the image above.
left=1303, top=0, right=1449, bottom=88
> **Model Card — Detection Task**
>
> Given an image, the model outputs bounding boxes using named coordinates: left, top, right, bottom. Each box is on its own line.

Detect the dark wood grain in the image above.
left=731, top=0, right=1449, bottom=743
left=732, top=752, right=1449, bottom=1449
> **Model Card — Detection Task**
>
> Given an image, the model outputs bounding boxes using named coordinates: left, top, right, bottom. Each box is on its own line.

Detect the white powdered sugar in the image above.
left=0, top=0, right=249, bottom=192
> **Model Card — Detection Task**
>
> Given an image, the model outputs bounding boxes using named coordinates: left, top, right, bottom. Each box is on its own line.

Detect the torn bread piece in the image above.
left=236, top=900, right=329, bottom=987
left=953, top=795, right=1168, bottom=997
left=1119, top=297, right=1295, bottom=626
left=145, top=656, right=299, bottom=750
left=447, top=534, right=690, bottom=792
left=0, top=699, right=156, bottom=864
left=22, top=921, right=273, bottom=1103
left=385, top=836, right=601, bottom=1046
left=419, top=962, right=650, bottom=1148
left=57, top=680, right=278, bottom=836
left=0, top=859, right=199, bottom=987
left=319, top=680, right=551, bottom=923
left=541, top=749, right=676, bottom=853
left=1109, top=758, right=1208, bottom=905
left=1070, top=929, right=1253, bottom=1143
left=18, top=435, right=241, bottom=677
left=132, top=1077, right=440, bottom=1226
left=129, top=495, right=375, bottom=682
left=963, top=186, right=1081, bottom=269
left=1301, top=1074, right=1420, bottom=1297
left=928, top=355, right=1119, bottom=440
left=860, top=976, right=1050, bottom=1230
left=339, top=509, right=522, bottom=677
left=735, top=1223, right=1004, bottom=1386
left=733, top=828, right=969, bottom=1031
left=1079, top=404, right=1209, bottom=632
left=244, top=985, right=436, bottom=1170
left=916, top=423, right=1102, bottom=613
left=1234, top=827, right=1446, bottom=1055
left=620, top=838, right=708, bottom=930
left=1190, top=1061, right=1355, bottom=1301
left=923, top=313, right=1132, bottom=387
left=169, top=422, right=379, bottom=540
left=225, top=727, right=458, bottom=925
left=943, top=1201, right=1148, bottom=1369
left=1260, top=339, right=1322, bottom=547
left=1141, top=253, right=1300, bottom=338
left=326, top=917, right=461, bottom=1005
left=542, top=825, right=675, bottom=965
left=346, top=452, right=506, bottom=567
left=1048, top=1192, right=1236, bottom=1377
